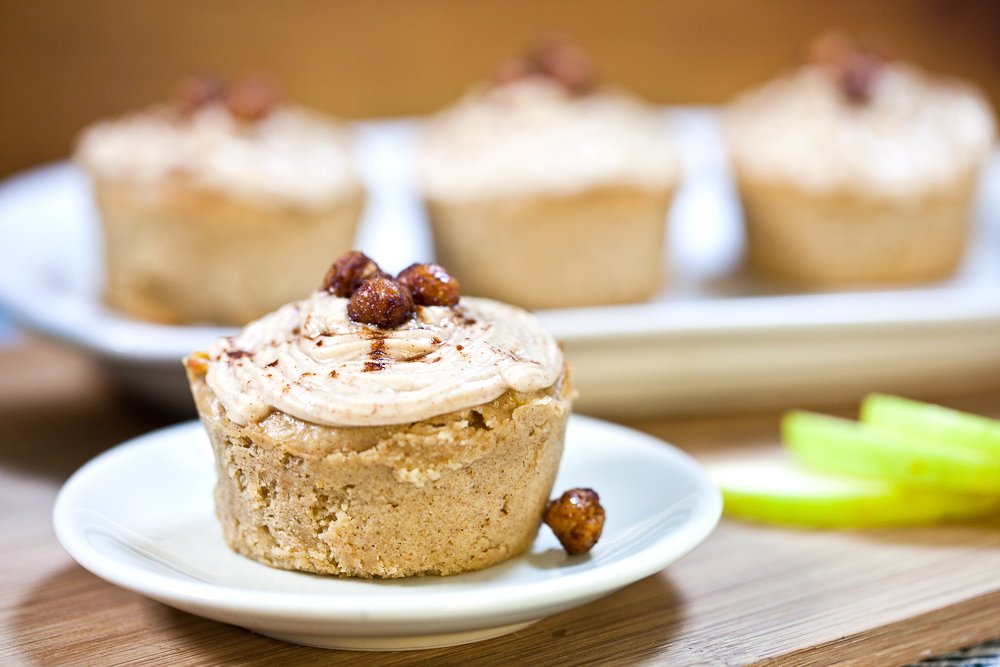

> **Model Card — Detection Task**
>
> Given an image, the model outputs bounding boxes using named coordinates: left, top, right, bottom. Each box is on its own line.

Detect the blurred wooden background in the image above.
left=0, top=0, right=997, bottom=180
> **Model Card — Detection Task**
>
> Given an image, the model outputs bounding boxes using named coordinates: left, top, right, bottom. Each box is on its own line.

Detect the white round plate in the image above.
left=53, top=414, right=721, bottom=651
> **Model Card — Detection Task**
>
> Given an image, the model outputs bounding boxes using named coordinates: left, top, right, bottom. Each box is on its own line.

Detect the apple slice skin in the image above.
left=782, top=410, right=1000, bottom=494
left=861, top=394, right=1000, bottom=452
left=710, top=457, right=1000, bottom=529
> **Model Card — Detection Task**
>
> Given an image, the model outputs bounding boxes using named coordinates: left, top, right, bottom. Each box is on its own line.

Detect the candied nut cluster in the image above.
left=808, top=32, right=889, bottom=105
left=492, top=34, right=596, bottom=96
left=321, top=252, right=461, bottom=328
left=543, top=488, right=605, bottom=555
left=174, top=74, right=282, bottom=122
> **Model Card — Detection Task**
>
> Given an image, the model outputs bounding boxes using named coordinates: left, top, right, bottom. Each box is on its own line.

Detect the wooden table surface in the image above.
left=4, top=334, right=1000, bottom=666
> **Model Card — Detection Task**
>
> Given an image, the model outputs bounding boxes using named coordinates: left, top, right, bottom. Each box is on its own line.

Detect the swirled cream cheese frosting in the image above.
left=202, top=291, right=564, bottom=427
left=75, top=103, right=359, bottom=210
left=417, top=78, right=678, bottom=200
left=726, top=63, right=996, bottom=197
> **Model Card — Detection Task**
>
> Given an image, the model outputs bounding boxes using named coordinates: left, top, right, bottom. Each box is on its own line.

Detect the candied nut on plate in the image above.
left=544, top=488, right=605, bottom=555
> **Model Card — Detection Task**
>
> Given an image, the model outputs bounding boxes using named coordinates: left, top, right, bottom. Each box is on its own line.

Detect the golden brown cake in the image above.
left=416, top=38, right=678, bottom=310
left=726, top=35, right=996, bottom=287
left=185, top=253, right=573, bottom=578
left=75, top=77, right=365, bottom=326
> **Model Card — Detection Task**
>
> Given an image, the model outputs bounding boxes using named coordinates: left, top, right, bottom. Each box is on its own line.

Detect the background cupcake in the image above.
left=75, top=75, right=365, bottom=326
left=726, top=34, right=996, bottom=287
left=417, top=36, right=679, bottom=310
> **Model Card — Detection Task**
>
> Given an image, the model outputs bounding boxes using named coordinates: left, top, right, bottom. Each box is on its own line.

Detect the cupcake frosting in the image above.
left=418, top=78, right=678, bottom=200
left=200, top=291, right=564, bottom=427
left=726, top=63, right=996, bottom=197
left=75, top=104, right=359, bottom=209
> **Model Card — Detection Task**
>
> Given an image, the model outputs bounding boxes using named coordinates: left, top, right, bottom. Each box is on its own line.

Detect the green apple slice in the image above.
left=861, top=394, right=1000, bottom=452
left=783, top=410, right=1000, bottom=494
left=709, top=454, right=1000, bottom=528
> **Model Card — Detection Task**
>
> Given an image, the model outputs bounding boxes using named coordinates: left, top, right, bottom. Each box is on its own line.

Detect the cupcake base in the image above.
left=738, top=175, right=977, bottom=287
left=187, top=366, right=572, bottom=578
left=96, top=178, right=364, bottom=326
left=426, top=185, right=672, bottom=310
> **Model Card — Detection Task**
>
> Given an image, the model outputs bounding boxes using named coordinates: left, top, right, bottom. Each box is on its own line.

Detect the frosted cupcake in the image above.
left=417, top=37, right=679, bottom=310
left=185, top=252, right=573, bottom=578
left=75, top=76, right=365, bottom=325
left=726, top=34, right=996, bottom=286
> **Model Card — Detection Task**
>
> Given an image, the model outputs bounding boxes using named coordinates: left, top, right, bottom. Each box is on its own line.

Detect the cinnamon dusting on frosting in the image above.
left=197, top=290, right=563, bottom=427
left=75, top=84, right=359, bottom=209
left=417, top=76, right=677, bottom=200
left=727, top=54, right=996, bottom=196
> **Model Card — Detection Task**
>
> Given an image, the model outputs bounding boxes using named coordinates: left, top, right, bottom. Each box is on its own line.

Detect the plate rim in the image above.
left=52, top=414, right=722, bottom=624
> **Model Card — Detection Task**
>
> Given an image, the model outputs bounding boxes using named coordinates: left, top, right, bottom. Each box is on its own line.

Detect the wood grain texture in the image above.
left=0, top=1, right=998, bottom=178
left=3, top=335, right=1000, bottom=665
